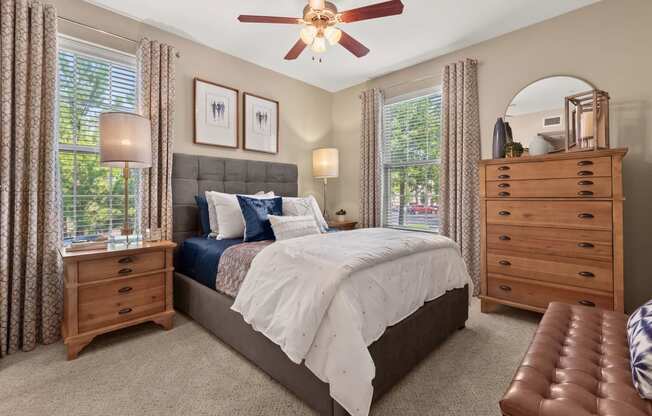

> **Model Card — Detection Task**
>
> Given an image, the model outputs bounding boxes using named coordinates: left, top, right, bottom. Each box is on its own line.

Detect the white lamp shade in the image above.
left=313, top=148, right=339, bottom=179
left=100, top=112, right=152, bottom=168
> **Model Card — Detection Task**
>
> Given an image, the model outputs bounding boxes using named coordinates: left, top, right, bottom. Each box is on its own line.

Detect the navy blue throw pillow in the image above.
left=195, top=195, right=211, bottom=236
left=237, top=195, right=282, bottom=242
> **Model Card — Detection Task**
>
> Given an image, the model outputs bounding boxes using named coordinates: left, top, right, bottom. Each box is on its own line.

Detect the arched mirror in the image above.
left=505, top=76, right=593, bottom=154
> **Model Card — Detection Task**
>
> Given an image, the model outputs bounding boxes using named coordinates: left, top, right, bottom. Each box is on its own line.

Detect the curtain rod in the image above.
left=381, top=59, right=478, bottom=91
left=58, top=15, right=181, bottom=58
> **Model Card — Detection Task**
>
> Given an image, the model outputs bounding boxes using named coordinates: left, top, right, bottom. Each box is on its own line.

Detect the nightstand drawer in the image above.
left=78, top=273, right=165, bottom=333
left=78, top=251, right=165, bottom=283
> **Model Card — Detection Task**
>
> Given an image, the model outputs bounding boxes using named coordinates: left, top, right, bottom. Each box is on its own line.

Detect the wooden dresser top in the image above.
left=59, top=240, right=176, bottom=261
left=479, top=148, right=628, bottom=166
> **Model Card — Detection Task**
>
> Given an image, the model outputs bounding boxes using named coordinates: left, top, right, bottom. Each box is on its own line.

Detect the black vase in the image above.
left=492, top=117, right=507, bottom=159
left=504, top=121, right=513, bottom=144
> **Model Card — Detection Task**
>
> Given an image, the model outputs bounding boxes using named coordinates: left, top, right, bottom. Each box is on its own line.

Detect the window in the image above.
left=58, top=37, right=138, bottom=240
left=382, top=89, right=442, bottom=232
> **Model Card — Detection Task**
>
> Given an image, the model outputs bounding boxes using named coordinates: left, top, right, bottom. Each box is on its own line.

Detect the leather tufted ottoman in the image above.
left=500, top=302, right=652, bottom=416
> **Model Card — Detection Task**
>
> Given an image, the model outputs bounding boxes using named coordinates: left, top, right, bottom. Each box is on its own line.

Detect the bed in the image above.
left=171, top=153, right=469, bottom=416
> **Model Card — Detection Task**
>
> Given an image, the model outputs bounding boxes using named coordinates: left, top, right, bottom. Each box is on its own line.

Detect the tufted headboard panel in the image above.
left=171, top=153, right=298, bottom=243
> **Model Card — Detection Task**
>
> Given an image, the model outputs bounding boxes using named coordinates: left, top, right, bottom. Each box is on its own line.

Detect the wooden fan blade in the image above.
left=339, top=31, right=370, bottom=58
left=339, top=0, right=404, bottom=23
left=238, top=15, right=302, bottom=24
left=284, top=39, right=307, bottom=60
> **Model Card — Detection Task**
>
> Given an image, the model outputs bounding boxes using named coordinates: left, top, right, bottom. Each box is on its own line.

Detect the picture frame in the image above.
left=193, top=78, right=238, bottom=148
left=243, top=92, right=279, bottom=154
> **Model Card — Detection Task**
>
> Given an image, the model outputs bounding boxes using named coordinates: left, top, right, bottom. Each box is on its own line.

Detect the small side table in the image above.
left=59, top=240, right=176, bottom=360
left=327, top=220, right=358, bottom=231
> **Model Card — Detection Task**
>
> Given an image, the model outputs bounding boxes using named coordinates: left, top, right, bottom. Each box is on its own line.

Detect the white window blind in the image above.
left=58, top=38, right=138, bottom=240
left=382, top=90, right=442, bottom=232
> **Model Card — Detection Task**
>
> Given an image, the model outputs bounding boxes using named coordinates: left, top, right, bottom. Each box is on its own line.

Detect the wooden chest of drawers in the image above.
left=60, top=241, right=176, bottom=359
left=479, top=149, right=627, bottom=314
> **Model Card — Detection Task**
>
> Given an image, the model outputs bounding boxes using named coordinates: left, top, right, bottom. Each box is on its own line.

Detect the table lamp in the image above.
left=312, top=148, right=339, bottom=219
left=99, top=112, right=151, bottom=241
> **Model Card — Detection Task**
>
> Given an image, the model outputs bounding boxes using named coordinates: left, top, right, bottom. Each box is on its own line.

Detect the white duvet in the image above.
left=232, top=228, right=469, bottom=416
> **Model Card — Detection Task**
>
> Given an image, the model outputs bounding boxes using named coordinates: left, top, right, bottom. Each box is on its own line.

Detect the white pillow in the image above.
left=269, top=215, right=321, bottom=241
left=205, top=190, right=269, bottom=235
left=282, top=195, right=328, bottom=232
left=207, top=191, right=275, bottom=239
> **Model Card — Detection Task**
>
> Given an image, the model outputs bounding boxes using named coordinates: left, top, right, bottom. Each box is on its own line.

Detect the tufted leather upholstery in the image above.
left=500, top=302, right=652, bottom=416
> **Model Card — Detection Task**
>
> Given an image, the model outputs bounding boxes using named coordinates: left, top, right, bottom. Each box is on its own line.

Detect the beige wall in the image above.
left=508, top=109, right=565, bottom=148
left=51, top=0, right=333, bottom=204
left=331, top=0, right=652, bottom=311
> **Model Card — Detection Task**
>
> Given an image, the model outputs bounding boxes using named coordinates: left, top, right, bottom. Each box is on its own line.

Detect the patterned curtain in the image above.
left=359, top=88, right=383, bottom=228
left=137, top=39, right=177, bottom=240
left=0, top=0, right=62, bottom=357
left=440, top=59, right=481, bottom=295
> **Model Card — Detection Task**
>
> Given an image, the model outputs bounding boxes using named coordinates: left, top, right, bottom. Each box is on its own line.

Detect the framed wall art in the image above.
left=194, top=78, right=238, bottom=148
left=243, top=92, right=279, bottom=154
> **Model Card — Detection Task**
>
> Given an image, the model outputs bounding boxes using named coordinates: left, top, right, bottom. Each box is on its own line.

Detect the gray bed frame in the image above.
left=171, top=153, right=469, bottom=416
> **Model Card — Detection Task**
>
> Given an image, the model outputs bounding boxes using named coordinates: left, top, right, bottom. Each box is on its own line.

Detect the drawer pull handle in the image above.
left=498, top=174, right=511, bottom=179
left=577, top=180, right=594, bottom=186
left=118, top=286, right=133, bottom=294
left=578, top=213, right=594, bottom=219
left=577, top=170, right=594, bottom=176
left=118, top=308, right=133, bottom=315
left=578, top=300, right=596, bottom=307
left=499, top=260, right=511, bottom=266
left=577, top=242, right=595, bottom=249
left=118, top=256, right=134, bottom=264
left=577, top=160, right=594, bottom=166
left=498, top=166, right=510, bottom=171
left=499, top=285, right=512, bottom=292
left=499, top=235, right=511, bottom=241
left=118, top=268, right=133, bottom=275
left=498, top=211, right=511, bottom=216
left=499, top=192, right=511, bottom=197
left=578, top=271, right=595, bottom=278
left=497, top=183, right=510, bottom=188
left=577, top=190, right=594, bottom=196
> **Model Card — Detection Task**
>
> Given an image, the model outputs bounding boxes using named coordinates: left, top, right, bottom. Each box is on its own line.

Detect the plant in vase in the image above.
left=505, top=141, right=524, bottom=158
left=335, top=209, right=346, bottom=223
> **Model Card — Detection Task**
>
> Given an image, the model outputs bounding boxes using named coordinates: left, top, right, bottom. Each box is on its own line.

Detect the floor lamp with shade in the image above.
left=312, top=148, right=339, bottom=219
left=99, top=112, right=151, bottom=244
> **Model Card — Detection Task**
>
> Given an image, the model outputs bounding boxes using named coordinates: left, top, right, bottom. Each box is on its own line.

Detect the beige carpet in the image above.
left=0, top=300, right=539, bottom=416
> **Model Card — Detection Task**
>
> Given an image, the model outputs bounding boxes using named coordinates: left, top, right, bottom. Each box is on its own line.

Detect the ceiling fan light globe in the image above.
left=309, top=0, right=326, bottom=10
left=310, top=36, right=327, bottom=53
left=300, top=25, right=318, bottom=45
left=324, top=26, right=342, bottom=45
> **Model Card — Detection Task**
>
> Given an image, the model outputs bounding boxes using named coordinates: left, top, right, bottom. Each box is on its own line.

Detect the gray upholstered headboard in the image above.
left=171, top=153, right=298, bottom=243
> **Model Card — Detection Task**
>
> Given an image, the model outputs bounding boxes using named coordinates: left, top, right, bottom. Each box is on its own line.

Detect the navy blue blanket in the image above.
left=175, top=237, right=244, bottom=289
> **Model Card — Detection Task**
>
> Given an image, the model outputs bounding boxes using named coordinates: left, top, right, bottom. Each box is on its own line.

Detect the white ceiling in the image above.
left=85, top=0, right=599, bottom=92
left=506, top=76, right=593, bottom=116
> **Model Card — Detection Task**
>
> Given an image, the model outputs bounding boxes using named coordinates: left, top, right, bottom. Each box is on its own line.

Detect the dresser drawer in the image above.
left=486, top=200, right=612, bottom=230
left=78, top=273, right=165, bottom=333
left=487, top=275, right=613, bottom=310
left=486, top=177, right=612, bottom=198
left=487, top=251, right=612, bottom=292
left=486, top=225, right=613, bottom=261
left=78, top=251, right=165, bottom=283
left=485, top=156, right=611, bottom=181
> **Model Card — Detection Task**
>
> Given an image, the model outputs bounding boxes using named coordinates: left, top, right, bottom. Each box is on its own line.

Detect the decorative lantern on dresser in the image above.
left=479, top=148, right=627, bottom=313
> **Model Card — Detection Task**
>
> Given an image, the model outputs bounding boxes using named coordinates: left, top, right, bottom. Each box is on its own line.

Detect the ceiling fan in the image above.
left=238, top=0, right=404, bottom=60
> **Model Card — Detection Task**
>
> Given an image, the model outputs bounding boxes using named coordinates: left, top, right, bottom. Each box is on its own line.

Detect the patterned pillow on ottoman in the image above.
left=627, top=298, right=652, bottom=399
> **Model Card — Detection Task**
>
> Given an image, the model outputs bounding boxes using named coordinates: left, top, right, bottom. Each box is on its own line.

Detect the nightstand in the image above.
left=59, top=241, right=176, bottom=360
left=327, top=220, right=358, bottom=231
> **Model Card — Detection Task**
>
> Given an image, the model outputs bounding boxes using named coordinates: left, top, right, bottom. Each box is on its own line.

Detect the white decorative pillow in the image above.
left=282, top=196, right=328, bottom=232
left=206, top=191, right=274, bottom=239
left=627, top=299, right=652, bottom=399
left=268, top=215, right=321, bottom=241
